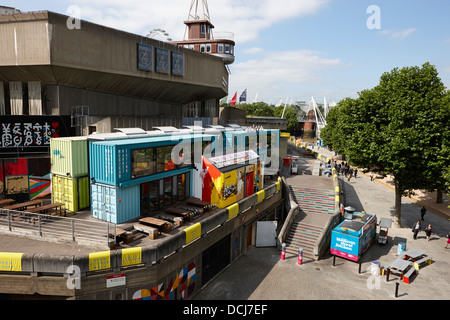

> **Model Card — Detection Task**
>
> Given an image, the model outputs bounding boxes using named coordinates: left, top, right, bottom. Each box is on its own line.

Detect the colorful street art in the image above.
left=29, top=175, right=51, bottom=200
left=132, top=262, right=196, bottom=300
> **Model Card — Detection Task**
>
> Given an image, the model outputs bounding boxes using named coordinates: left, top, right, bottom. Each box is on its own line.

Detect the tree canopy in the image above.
left=321, top=63, right=450, bottom=227
left=231, top=102, right=299, bottom=133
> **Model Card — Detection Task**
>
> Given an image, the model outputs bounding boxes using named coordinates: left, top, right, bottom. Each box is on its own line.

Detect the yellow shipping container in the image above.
left=51, top=174, right=90, bottom=212
left=50, top=137, right=89, bottom=178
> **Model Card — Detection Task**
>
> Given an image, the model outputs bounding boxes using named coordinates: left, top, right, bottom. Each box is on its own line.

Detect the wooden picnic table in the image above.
left=139, top=217, right=170, bottom=233
left=26, top=203, right=66, bottom=216
left=164, top=207, right=192, bottom=221
left=3, top=199, right=44, bottom=211
left=186, top=197, right=209, bottom=207
left=0, top=199, right=15, bottom=207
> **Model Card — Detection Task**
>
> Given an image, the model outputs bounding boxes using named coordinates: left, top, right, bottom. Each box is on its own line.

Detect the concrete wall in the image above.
left=0, top=181, right=283, bottom=299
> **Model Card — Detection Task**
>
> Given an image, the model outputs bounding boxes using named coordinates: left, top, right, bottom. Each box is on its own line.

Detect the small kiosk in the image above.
left=201, top=150, right=263, bottom=208
left=330, top=212, right=377, bottom=262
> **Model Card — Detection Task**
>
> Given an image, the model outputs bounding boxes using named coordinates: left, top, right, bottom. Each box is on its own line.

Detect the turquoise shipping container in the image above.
left=91, top=183, right=140, bottom=224
left=89, top=133, right=215, bottom=186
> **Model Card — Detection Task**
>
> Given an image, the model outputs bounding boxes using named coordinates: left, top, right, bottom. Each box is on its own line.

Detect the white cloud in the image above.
left=229, top=49, right=350, bottom=101
left=69, top=0, right=330, bottom=44
left=378, top=28, right=416, bottom=40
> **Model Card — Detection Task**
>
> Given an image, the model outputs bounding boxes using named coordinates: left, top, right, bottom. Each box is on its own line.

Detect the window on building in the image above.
left=206, top=44, right=211, bottom=53
left=200, top=44, right=206, bottom=53
left=225, top=44, right=230, bottom=53
left=157, top=145, right=175, bottom=172
left=201, top=25, right=206, bottom=34
left=132, top=148, right=155, bottom=178
left=141, top=180, right=160, bottom=214
left=218, top=44, right=224, bottom=53
left=177, top=173, right=186, bottom=200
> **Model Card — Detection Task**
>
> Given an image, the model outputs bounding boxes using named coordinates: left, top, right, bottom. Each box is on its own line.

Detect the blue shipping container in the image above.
left=89, top=134, right=215, bottom=186
left=91, top=183, right=140, bottom=224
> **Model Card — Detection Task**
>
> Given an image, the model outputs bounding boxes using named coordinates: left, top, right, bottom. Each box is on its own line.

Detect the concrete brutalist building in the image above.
left=0, top=10, right=229, bottom=134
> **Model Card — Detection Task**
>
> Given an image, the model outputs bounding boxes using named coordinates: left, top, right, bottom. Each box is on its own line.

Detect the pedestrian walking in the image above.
left=420, top=206, right=426, bottom=221
left=446, top=232, right=450, bottom=249
left=354, top=168, right=358, bottom=178
left=425, top=224, right=433, bottom=242
left=347, top=172, right=352, bottom=182
left=370, top=174, right=374, bottom=181
left=412, top=220, right=421, bottom=240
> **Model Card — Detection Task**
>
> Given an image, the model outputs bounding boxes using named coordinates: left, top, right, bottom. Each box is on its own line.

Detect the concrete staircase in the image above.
left=283, top=186, right=335, bottom=260
left=284, top=219, right=324, bottom=259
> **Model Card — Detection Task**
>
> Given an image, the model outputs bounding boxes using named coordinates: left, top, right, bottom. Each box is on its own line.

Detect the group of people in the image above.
left=412, top=207, right=433, bottom=241
left=334, top=161, right=358, bottom=182
left=412, top=206, right=450, bottom=248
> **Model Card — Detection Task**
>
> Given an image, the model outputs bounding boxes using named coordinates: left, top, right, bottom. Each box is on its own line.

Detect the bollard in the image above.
left=386, top=269, right=390, bottom=282
left=332, top=255, right=336, bottom=266
left=298, top=247, right=303, bottom=265
left=358, top=261, right=362, bottom=274
left=395, top=282, right=399, bottom=298
left=281, top=243, right=286, bottom=261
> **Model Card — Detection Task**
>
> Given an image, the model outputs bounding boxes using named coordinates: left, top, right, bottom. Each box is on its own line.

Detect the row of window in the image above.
left=131, top=142, right=211, bottom=179
left=183, top=43, right=234, bottom=55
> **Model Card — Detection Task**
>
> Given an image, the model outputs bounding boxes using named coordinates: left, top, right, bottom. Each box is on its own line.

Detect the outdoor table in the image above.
left=0, top=199, right=15, bottom=207
left=402, top=249, right=426, bottom=262
left=3, top=200, right=44, bottom=211
left=139, top=217, right=169, bottom=234
left=26, top=203, right=66, bottom=216
left=387, top=258, right=412, bottom=279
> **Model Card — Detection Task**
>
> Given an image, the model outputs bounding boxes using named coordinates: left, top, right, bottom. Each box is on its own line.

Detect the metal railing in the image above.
left=0, top=209, right=114, bottom=247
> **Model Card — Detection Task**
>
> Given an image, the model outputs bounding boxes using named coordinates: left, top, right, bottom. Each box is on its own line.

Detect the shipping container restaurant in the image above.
left=201, top=150, right=263, bottom=208
left=88, top=133, right=217, bottom=224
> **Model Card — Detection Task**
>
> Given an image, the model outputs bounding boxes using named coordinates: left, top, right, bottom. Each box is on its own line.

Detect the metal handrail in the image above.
left=0, top=209, right=114, bottom=247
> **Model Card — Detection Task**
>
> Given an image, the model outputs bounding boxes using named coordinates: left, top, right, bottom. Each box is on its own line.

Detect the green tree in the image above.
left=322, top=63, right=450, bottom=227
left=274, top=105, right=298, bottom=132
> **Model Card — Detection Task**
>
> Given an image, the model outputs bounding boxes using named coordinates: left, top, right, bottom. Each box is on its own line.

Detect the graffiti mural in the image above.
left=132, top=262, right=196, bottom=300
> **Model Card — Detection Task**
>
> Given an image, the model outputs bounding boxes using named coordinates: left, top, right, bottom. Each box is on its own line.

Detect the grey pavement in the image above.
left=194, top=148, right=450, bottom=300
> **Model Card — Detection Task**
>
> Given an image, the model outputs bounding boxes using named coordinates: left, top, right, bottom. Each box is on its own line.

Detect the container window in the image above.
left=177, top=173, right=186, bottom=200
left=132, top=148, right=155, bottom=178
left=141, top=180, right=160, bottom=214
left=163, top=177, right=173, bottom=206
left=218, top=44, right=223, bottom=53
left=157, top=145, right=175, bottom=172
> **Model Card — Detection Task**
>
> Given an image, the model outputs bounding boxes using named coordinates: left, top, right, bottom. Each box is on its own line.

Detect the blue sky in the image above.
left=3, top=0, right=450, bottom=105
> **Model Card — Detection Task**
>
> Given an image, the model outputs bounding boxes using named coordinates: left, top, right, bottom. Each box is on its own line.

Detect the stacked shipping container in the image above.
left=50, top=137, right=90, bottom=212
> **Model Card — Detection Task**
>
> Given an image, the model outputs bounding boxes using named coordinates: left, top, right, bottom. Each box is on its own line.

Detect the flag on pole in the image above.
left=219, top=96, right=228, bottom=106
left=239, top=89, right=247, bottom=103
left=229, top=92, right=237, bottom=106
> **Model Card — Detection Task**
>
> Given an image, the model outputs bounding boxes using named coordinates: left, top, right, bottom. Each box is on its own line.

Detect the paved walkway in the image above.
left=194, top=146, right=450, bottom=300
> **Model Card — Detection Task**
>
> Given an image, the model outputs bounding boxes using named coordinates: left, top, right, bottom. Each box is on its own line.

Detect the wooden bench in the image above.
left=139, top=217, right=172, bottom=233
left=403, top=267, right=416, bottom=284
left=0, top=199, right=15, bottom=207
left=165, top=207, right=193, bottom=221
left=414, top=257, right=432, bottom=270
left=3, top=199, right=43, bottom=211
left=134, top=224, right=159, bottom=240
left=156, top=213, right=184, bottom=227
left=26, top=203, right=66, bottom=216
